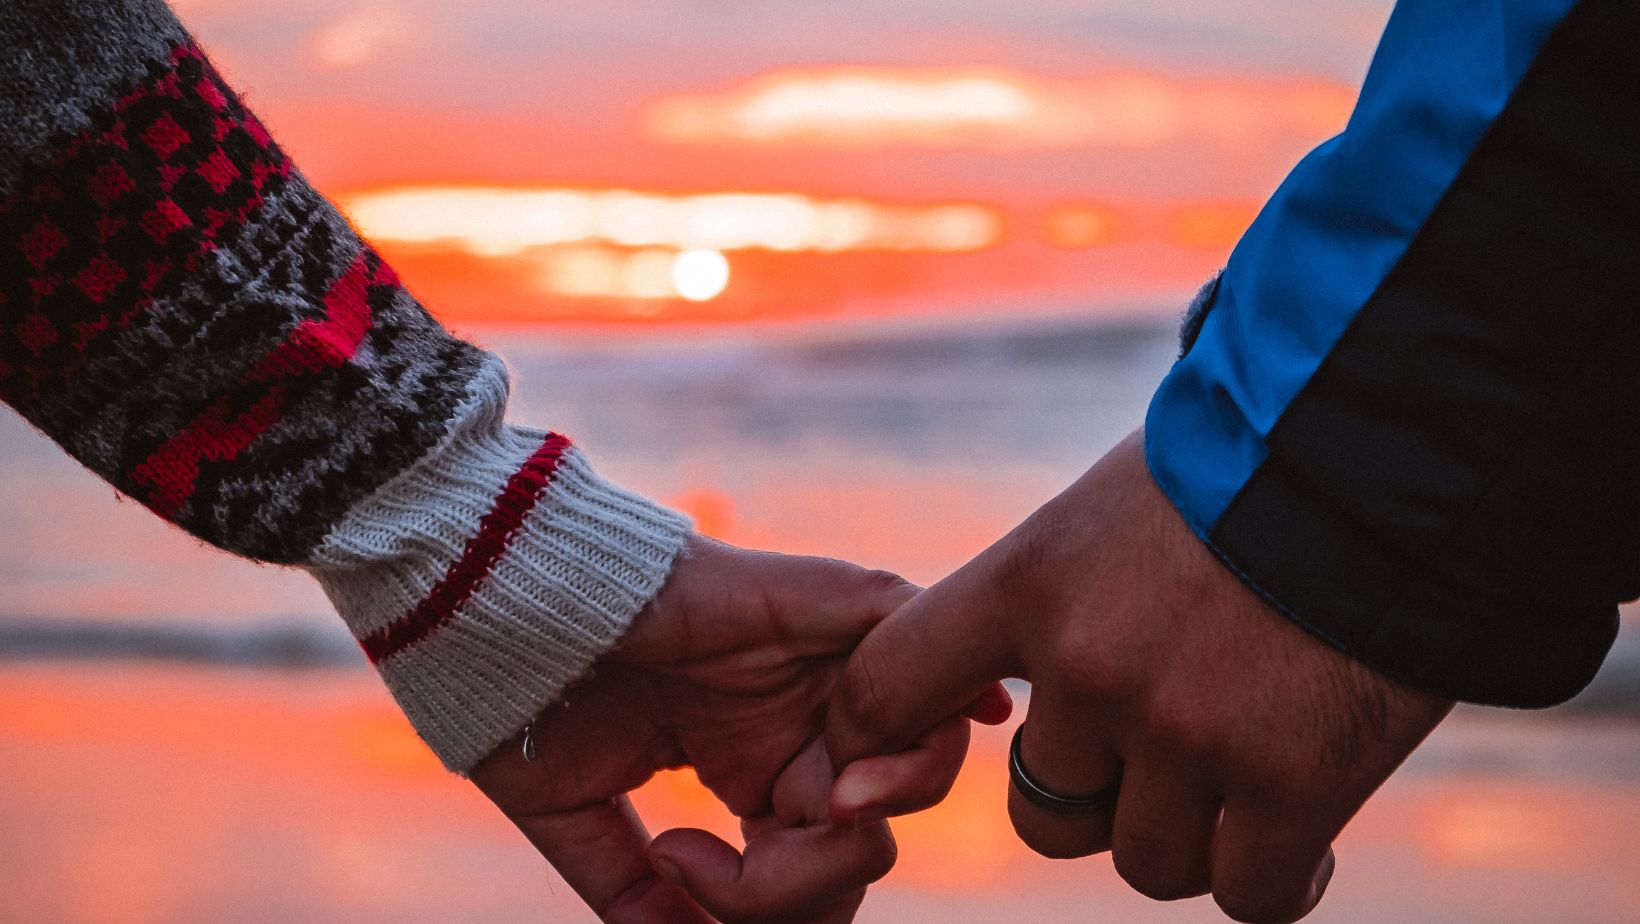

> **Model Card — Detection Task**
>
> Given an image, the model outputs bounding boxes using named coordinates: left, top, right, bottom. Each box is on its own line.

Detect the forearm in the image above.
left=1146, top=0, right=1636, bottom=706
left=0, top=0, right=691, bottom=771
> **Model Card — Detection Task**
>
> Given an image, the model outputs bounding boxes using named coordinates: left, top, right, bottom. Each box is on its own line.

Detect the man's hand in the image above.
left=826, top=430, right=1453, bottom=924
left=469, top=536, right=995, bottom=924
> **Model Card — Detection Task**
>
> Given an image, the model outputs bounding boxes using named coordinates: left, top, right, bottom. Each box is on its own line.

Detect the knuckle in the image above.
left=994, top=514, right=1067, bottom=600
left=1123, top=871, right=1207, bottom=903
left=1234, top=755, right=1339, bottom=815
left=1009, top=800, right=1111, bottom=860
left=1040, top=634, right=1126, bottom=703
left=1113, top=834, right=1206, bottom=901
left=1039, top=634, right=1095, bottom=683
left=990, top=516, right=1125, bottom=700
left=1144, top=699, right=1221, bottom=762
left=1217, top=732, right=1320, bottom=792
left=838, top=644, right=901, bottom=746
left=858, top=567, right=921, bottom=614
left=813, top=555, right=871, bottom=589
left=1213, top=886, right=1292, bottom=924
left=1017, top=828, right=1100, bottom=861
left=861, top=566, right=917, bottom=596
left=861, top=823, right=900, bottom=882
left=1214, top=858, right=1317, bottom=924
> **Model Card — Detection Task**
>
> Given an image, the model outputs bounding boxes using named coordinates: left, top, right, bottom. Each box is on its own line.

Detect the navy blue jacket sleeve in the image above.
left=1144, top=0, right=1639, bottom=706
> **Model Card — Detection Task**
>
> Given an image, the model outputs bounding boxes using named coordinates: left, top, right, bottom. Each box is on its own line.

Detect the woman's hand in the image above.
left=470, top=536, right=1005, bottom=923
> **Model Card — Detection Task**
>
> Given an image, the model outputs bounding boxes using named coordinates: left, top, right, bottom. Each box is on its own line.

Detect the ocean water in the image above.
left=0, top=315, right=1175, bottom=638
left=2, top=315, right=1634, bottom=704
left=2, top=317, right=1638, bottom=923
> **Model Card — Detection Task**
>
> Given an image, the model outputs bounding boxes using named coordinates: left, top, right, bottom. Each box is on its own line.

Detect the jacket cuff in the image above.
left=1143, top=425, right=1618, bottom=708
left=309, top=394, right=690, bottom=773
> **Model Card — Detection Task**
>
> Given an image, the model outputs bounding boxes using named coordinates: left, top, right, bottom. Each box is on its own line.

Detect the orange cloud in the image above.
left=342, top=186, right=1003, bottom=256
left=643, top=66, right=1354, bottom=151
left=647, top=68, right=1039, bottom=146
left=1045, top=204, right=1123, bottom=248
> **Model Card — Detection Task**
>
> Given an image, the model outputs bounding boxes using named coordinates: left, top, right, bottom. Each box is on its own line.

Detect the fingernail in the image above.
left=833, top=775, right=883, bottom=813
left=653, top=857, right=685, bottom=887
left=1306, top=851, right=1337, bottom=907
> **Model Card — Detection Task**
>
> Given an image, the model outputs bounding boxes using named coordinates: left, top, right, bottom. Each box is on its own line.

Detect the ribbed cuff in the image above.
left=308, top=378, right=691, bottom=771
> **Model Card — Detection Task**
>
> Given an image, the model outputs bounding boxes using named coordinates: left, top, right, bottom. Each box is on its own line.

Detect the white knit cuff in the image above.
left=307, top=376, right=691, bottom=772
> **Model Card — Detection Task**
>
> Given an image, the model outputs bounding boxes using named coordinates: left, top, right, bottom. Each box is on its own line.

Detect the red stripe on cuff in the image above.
left=359, top=433, right=574, bottom=665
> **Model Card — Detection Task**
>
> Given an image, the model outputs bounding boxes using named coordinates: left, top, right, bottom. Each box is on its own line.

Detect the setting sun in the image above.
left=672, top=249, right=731, bottom=301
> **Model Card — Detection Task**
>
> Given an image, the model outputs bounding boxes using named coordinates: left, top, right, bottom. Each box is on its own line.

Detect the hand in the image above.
left=469, top=536, right=998, bottom=923
left=826, top=430, right=1454, bottom=924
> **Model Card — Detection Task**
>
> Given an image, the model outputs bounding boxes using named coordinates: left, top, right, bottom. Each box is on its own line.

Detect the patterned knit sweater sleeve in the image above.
left=0, top=0, right=693, bottom=773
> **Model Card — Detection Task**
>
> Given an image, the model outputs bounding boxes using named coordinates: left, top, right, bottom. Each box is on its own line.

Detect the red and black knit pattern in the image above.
left=0, top=42, right=287, bottom=407
left=0, top=40, right=487, bottom=563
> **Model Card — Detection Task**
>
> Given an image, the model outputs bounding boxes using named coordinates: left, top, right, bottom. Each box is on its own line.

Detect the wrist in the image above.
left=309, top=407, right=691, bottom=772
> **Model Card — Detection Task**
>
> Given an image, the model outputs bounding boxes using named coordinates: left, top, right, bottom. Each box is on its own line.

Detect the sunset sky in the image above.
left=9, top=10, right=1640, bottom=922
left=165, top=0, right=1394, bottom=324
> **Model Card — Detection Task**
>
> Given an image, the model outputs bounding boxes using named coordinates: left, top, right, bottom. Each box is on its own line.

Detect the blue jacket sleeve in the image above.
left=1145, top=0, right=1639, bottom=706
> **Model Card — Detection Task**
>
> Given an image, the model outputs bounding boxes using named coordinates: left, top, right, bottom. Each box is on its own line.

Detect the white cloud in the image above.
left=307, top=7, right=421, bottom=72
left=643, top=67, right=1352, bottom=151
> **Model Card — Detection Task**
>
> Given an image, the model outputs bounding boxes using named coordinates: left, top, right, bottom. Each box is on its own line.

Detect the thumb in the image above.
left=825, top=548, right=1019, bottom=768
left=751, top=551, right=924, bottom=652
left=621, top=538, right=922, bottom=662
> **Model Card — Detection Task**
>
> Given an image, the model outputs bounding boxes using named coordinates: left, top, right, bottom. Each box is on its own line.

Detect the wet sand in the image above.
left=2, top=662, right=1636, bottom=924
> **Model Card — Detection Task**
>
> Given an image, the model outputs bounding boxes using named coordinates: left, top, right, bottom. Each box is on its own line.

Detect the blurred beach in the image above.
left=6, top=0, right=1639, bottom=919
left=3, top=317, right=1637, bottom=923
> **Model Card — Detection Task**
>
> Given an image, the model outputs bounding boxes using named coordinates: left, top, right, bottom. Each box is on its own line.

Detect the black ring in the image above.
left=1008, top=725, right=1122, bottom=818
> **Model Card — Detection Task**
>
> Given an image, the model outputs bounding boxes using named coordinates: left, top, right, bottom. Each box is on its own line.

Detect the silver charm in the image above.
left=522, top=720, right=538, bottom=762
